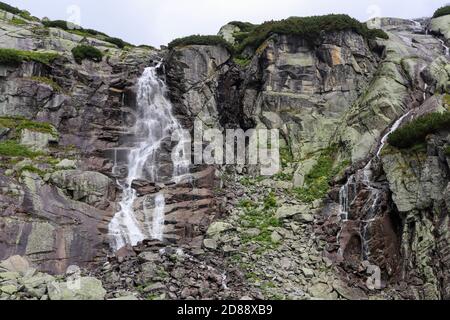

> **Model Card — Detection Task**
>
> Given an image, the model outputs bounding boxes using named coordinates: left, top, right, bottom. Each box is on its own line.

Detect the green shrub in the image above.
left=43, top=20, right=107, bottom=36
left=82, top=28, right=108, bottom=37
left=42, top=19, right=74, bottom=30
left=263, top=192, right=277, bottom=209
left=388, top=112, right=450, bottom=149
left=138, top=44, right=156, bottom=50
left=10, top=17, right=27, bottom=25
left=18, top=165, right=45, bottom=177
left=42, top=19, right=131, bottom=48
left=228, top=21, right=258, bottom=32
left=18, top=10, right=39, bottom=22
left=0, top=140, right=43, bottom=158
left=30, top=76, right=62, bottom=92
left=0, top=3, right=39, bottom=22
left=104, top=37, right=130, bottom=49
left=433, top=6, right=450, bottom=18
left=168, top=35, right=234, bottom=52
left=0, top=48, right=59, bottom=66
left=445, top=146, right=450, bottom=157
left=0, top=48, right=23, bottom=65
left=234, top=14, right=388, bottom=54
left=71, top=45, right=103, bottom=64
left=0, top=1, right=21, bottom=15
left=233, top=56, right=251, bottom=67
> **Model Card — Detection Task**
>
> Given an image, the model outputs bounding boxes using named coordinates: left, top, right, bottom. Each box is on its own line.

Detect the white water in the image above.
left=409, top=20, right=422, bottom=33
left=376, top=110, right=413, bottom=157
left=438, top=39, right=450, bottom=57
left=148, top=193, right=166, bottom=241
left=339, top=111, right=412, bottom=216
left=338, top=111, right=412, bottom=257
left=109, top=64, right=190, bottom=251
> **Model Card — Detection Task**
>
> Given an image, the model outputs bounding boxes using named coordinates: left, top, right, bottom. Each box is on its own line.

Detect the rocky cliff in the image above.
left=0, top=3, right=449, bottom=300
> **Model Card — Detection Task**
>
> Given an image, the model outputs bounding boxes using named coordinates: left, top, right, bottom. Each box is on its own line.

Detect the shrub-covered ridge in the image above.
left=42, top=19, right=132, bottom=48
left=0, top=48, right=59, bottom=66
left=168, top=35, right=234, bottom=52
left=233, top=14, right=388, bottom=54
left=169, top=14, right=388, bottom=56
left=388, top=111, right=450, bottom=149
left=433, top=6, right=450, bottom=18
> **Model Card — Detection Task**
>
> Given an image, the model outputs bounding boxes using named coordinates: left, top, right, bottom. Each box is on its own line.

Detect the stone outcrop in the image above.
left=381, top=132, right=450, bottom=299
left=430, top=15, right=450, bottom=43
left=0, top=255, right=107, bottom=300
left=0, top=12, right=158, bottom=273
left=1, top=5, right=450, bottom=301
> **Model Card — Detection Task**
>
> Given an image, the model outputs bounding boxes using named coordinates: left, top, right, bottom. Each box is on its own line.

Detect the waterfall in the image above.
left=438, top=38, right=450, bottom=57
left=338, top=111, right=412, bottom=258
left=409, top=19, right=422, bottom=33
left=376, top=111, right=413, bottom=158
left=109, top=63, right=190, bottom=251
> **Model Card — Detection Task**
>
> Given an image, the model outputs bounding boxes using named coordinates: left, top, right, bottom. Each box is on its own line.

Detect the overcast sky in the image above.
left=5, top=0, right=448, bottom=47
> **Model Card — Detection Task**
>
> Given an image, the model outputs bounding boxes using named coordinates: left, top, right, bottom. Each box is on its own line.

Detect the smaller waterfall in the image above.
left=145, top=193, right=166, bottom=241
left=339, top=176, right=354, bottom=221
left=423, top=83, right=428, bottom=102
left=338, top=111, right=413, bottom=258
left=376, top=111, right=413, bottom=157
left=438, top=39, right=450, bottom=57
left=409, top=19, right=423, bottom=33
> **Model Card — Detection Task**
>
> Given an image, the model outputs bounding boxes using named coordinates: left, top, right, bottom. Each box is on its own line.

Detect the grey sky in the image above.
left=5, top=0, right=448, bottom=47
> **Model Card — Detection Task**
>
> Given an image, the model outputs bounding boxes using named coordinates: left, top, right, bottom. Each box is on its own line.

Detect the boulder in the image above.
left=47, top=277, right=107, bottom=300
left=0, top=256, right=31, bottom=275
left=48, top=170, right=114, bottom=206
left=430, top=15, right=450, bottom=41
left=275, top=205, right=309, bottom=219
left=20, top=128, right=58, bottom=152
left=206, top=222, right=234, bottom=236
left=55, top=159, right=77, bottom=170
left=203, top=239, right=218, bottom=250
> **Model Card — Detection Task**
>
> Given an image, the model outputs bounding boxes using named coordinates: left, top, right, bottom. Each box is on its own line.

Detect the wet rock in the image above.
left=49, top=170, right=114, bottom=206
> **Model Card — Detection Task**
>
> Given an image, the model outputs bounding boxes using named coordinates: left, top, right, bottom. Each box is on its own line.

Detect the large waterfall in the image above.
left=109, top=63, right=189, bottom=251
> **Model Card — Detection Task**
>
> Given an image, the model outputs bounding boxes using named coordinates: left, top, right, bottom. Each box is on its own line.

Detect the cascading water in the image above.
left=438, top=39, right=450, bottom=57
left=109, top=63, right=190, bottom=251
left=338, top=110, right=413, bottom=258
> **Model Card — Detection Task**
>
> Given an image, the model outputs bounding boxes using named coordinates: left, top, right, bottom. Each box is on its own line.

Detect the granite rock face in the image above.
left=381, top=133, right=450, bottom=299
left=1, top=6, right=450, bottom=301
left=0, top=12, right=158, bottom=273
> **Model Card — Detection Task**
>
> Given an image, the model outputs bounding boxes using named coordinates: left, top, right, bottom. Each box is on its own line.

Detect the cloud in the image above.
left=4, top=0, right=447, bottom=47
